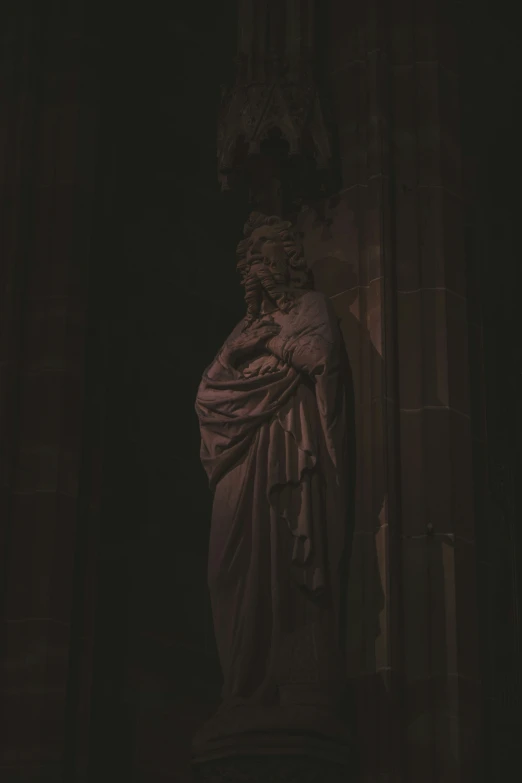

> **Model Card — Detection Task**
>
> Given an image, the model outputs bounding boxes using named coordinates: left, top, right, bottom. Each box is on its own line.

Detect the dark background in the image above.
left=77, top=2, right=248, bottom=779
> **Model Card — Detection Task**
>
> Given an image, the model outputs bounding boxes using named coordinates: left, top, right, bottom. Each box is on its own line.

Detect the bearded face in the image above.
left=236, top=213, right=310, bottom=299
left=243, top=226, right=304, bottom=283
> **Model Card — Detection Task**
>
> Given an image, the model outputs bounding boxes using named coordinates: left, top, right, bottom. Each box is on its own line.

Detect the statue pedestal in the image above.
left=192, top=754, right=354, bottom=782
left=192, top=703, right=353, bottom=769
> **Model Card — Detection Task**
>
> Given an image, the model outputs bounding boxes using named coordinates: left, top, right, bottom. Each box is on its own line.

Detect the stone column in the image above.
left=459, top=2, right=522, bottom=780
left=307, top=0, right=481, bottom=780
left=0, top=5, right=103, bottom=781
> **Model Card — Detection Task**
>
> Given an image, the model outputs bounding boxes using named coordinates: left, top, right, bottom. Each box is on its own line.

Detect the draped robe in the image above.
left=194, top=290, right=352, bottom=755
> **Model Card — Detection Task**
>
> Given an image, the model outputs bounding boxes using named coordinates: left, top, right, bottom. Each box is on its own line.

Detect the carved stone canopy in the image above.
left=217, top=1, right=336, bottom=217
left=217, top=70, right=331, bottom=187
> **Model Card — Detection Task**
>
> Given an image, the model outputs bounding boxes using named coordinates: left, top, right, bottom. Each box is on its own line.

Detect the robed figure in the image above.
left=193, top=212, right=353, bottom=763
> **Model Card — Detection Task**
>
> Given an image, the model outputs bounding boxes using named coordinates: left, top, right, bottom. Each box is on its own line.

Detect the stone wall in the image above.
left=293, top=1, right=481, bottom=779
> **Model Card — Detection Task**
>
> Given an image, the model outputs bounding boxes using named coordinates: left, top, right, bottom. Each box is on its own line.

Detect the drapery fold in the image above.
left=195, top=292, right=350, bottom=704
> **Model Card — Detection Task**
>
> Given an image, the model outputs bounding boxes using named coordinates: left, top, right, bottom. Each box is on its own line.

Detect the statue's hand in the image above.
left=224, top=321, right=281, bottom=364
left=242, top=353, right=281, bottom=378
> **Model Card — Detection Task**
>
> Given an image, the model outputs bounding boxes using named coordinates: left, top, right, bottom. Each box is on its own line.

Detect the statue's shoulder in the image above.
left=297, top=289, right=334, bottom=315
left=305, top=289, right=329, bottom=303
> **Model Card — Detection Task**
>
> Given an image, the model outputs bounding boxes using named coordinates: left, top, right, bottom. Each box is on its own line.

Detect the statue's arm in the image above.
left=267, top=294, right=339, bottom=378
left=267, top=333, right=336, bottom=377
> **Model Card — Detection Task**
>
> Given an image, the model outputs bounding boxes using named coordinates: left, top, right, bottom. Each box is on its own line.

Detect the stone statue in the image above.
left=193, top=212, right=353, bottom=765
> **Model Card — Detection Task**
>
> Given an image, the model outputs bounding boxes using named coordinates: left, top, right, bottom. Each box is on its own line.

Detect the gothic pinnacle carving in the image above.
left=217, top=1, right=332, bottom=193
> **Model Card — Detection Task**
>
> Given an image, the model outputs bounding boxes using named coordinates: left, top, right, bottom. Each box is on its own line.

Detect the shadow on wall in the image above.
left=297, top=195, right=456, bottom=778
left=297, top=200, right=386, bottom=772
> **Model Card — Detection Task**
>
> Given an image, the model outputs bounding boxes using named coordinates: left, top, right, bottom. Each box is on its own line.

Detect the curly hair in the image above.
left=236, top=212, right=314, bottom=326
